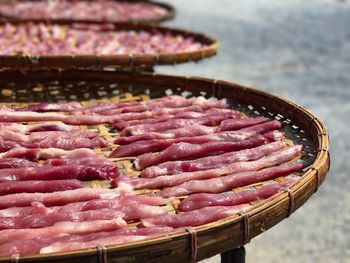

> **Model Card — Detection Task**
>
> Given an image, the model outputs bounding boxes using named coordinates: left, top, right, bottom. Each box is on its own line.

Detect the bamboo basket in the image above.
left=0, top=70, right=330, bottom=263
left=0, top=21, right=218, bottom=70
left=0, top=0, right=175, bottom=24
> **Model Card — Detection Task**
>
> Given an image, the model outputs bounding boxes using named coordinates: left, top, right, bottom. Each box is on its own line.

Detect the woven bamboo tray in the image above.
left=0, top=70, right=330, bottom=263
left=0, top=0, right=175, bottom=24
left=0, top=21, right=218, bottom=70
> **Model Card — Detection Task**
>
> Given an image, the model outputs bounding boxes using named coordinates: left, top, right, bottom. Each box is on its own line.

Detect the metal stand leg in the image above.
left=220, top=246, right=246, bottom=263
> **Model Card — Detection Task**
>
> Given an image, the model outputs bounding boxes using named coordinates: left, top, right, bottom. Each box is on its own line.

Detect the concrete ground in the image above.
left=157, top=0, right=350, bottom=262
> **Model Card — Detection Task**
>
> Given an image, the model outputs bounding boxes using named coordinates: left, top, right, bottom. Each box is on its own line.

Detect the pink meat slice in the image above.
left=217, top=117, right=269, bottom=131
left=116, top=145, right=302, bottom=190
left=74, top=103, right=229, bottom=125
left=43, top=150, right=114, bottom=167
left=1, top=147, right=94, bottom=161
left=0, top=140, right=33, bottom=153
left=0, top=218, right=126, bottom=245
left=35, top=136, right=111, bottom=150
left=0, top=180, right=84, bottom=196
left=120, top=112, right=241, bottom=136
left=0, top=194, right=169, bottom=217
left=95, top=96, right=215, bottom=115
left=0, top=226, right=173, bottom=257
left=27, top=122, right=80, bottom=132
left=0, top=111, right=115, bottom=125
left=111, top=130, right=258, bottom=158
left=0, top=204, right=166, bottom=229
left=0, top=158, right=39, bottom=169
left=0, top=111, right=69, bottom=122
left=178, top=178, right=299, bottom=211
left=0, top=136, right=110, bottom=150
left=0, top=129, right=97, bottom=143
left=140, top=141, right=286, bottom=178
left=0, top=122, right=79, bottom=133
left=115, top=116, right=269, bottom=146
left=81, top=95, right=192, bottom=114
left=115, top=125, right=216, bottom=145
left=17, top=102, right=82, bottom=112
left=0, top=163, right=119, bottom=182
left=142, top=204, right=250, bottom=228
left=239, top=120, right=282, bottom=133
left=0, top=188, right=121, bottom=209
left=112, top=108, right=233, bottom=130
left=100, top=99, right=228, bottom=115
left=159, top=162, right=303, bottom=198
left=133, top=135, right=272, bottom=170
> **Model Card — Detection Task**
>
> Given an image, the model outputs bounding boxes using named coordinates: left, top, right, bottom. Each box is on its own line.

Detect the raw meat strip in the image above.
left=95, top=97, right=218, bottom=114
left=0, top=140, right=33, bottom=153
left=81, top=96, right=189, bottom=114
left=0, top=218, right=126, bottom=245
left=0, top=163, right=119, bottom=182
left=0, top=136, right=111, bottom=150
left=0, top=180, right=84, bottom=195
left=0, top=188, right=121, bottom=209
left=0, top=204, right=166, bottom=229
left=120, top=112, right=241, bottom=136
left=1, top=147, right=93, bottom=161
left=0, top=111, right=116, bottom=125
left=33, top=194, right=170, bottom=215
left=116, top=145, right=302, bottom=190
left=34, top=136, right=111, bottom=150
left=240, top=120, right=282, bottom=133
left=178, top=178, right=298, bottom=211
left=0, top=227, right=173, bottom=257
left=43, top=149, right=114, bottom=167
left=0, top=158, right=39, bottom=169
left=0, top=194, right=169, bottom=217
left=112, top=108, right=233, bottom=130
left=134, top=135, right=271, bottom=170
left=0, top=122, right=79, bottom=133
left=111, top=130, right=257, bottom=158
left=0, top=111, right=68, bottom=122
left=142, top=205, right=250, bottom=228
left=0, top=129, right=97, bottom=143
left=27, top=122, right=80, bottom=132
left=140, top=141, right=286, bottom=178
left=115, top=116, right=268, bottom=145
left=159, top=162, right=303, bottom=197
left=115, top=125, right=216, bottom=145
left=101, top=106, right=233, bottom=125
left=217, top=117, right=269, bottom=131
left=100, top=99, right=228, bottom=115
left=17, top=102, right=82, bottom=112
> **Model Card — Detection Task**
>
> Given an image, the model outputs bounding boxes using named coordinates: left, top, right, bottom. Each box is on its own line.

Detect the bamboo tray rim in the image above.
left=0, top=70, right=330, bottom=262
left=0, top=21, right=218, bottom=70
left=0, top=0, right=176, bottom=24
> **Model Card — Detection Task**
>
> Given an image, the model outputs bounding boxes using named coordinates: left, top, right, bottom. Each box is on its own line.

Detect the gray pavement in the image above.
left=157, top=0, right=350, bottom=262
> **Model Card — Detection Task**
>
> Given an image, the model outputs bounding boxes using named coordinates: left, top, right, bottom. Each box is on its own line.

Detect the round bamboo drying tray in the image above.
left=0, top=21, right=218, bottom=70
left=0, top=0, right=175, bottom=24
left=0, top=70, right=330, bottom=263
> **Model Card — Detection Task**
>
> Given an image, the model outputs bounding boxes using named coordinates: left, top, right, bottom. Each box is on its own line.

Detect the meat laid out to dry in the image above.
left=0, top=23, right=205, bottom=56
left=0, top=0, right=171, bottom=23
left=0, top=95, right=305, bottom=258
